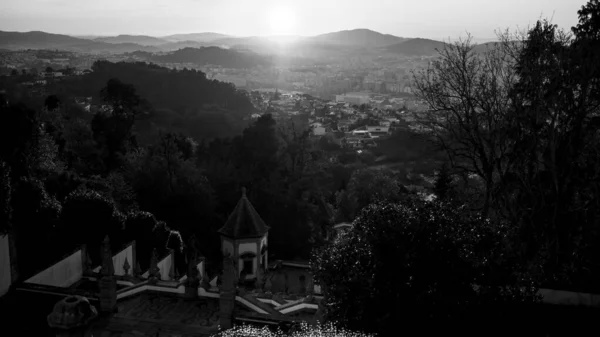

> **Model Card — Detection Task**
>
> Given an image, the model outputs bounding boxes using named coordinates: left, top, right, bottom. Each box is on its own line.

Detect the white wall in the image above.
left=142, top=252, right=173, bottom=280
left=92, top=243, right=134, bottom=276
left=26, top=249, right=82, bottom=288
left=223, top=240, right=234, bottom=257
left=93, top=244, right=134, bottom=276
left=0, top=235, right=11, bottom=297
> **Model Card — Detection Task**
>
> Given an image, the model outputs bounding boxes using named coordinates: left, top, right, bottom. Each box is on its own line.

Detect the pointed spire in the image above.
left=123, top=257, right=130, bottom=276
left=85, top=251, right=92, bottom=273
left=100, top=235, right=114, bottom=277
left=134, top=261, right=142, bottom=277
left=217, top=186, right=269, bottom=239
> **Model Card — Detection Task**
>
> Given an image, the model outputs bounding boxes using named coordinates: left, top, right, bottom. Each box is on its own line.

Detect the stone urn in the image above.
left=47, top=295, right=98, bottom=337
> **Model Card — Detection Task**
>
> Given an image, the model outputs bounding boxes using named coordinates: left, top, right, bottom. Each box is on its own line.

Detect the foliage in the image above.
left=312, top=199, right=540, bottom=335
left=59, top=188, right=124, bottom=253
left=412, top=34, right=520, bottom=216
left=53, top=61, right=255, bottom=140
left=215, top=322, right=373, bottom=337
left=0, top=102, right=40, bottom=177
left=334, top=168, right=408, bottom=222
left=433, top=162, right=454, bottom=200
left=0, top=161, right=12, bottom=235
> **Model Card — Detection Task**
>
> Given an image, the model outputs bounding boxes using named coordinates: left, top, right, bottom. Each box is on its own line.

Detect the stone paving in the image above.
left=83, top=292, right=220, bottom=337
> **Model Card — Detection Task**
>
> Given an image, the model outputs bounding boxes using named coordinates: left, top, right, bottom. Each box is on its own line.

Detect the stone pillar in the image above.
left=98, top=236, right=117, bottom=314
left=8, top=231, right=19, bottom=283
left=219, top=254, right=237, bottom=330
left=80, top=244, right=88, bottom=275
left=131, top=240, right=137, bottom=274
left=168, top=249, right=176, bottom=280
left=185, top=250, right=199, bottom=298
left=148, top=248, right=161, bottom=284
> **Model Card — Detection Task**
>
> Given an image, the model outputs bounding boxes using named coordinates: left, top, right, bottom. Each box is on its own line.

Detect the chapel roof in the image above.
left=217, top=187, right=270, bottom=239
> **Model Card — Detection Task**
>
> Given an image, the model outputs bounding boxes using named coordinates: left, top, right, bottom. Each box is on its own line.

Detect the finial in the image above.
left=241, top=187, right=246, bottom=197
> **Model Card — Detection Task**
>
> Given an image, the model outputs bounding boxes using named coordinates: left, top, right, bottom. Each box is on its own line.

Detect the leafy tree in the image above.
left=500, top=19, right=600, bottom=291
left=84, top=172, right=138, bottom=212
left=44, top=95, right=61, bottom=111
left=10, top=69, right=18, bottom=77
left=25, top=128, right=65, bottom=177
left=312, top=199, right=540, bottom=336
left=11, top=177, right=62, bottom=273
left=0, top=102, right=40, bottom=177
left=433, top=162, right=454, bottom=200
left=0, top=161, right=12, bottom=235
left=45, top=67, right=54, bottom=73
left=334, top=168, right=408, bottom=222
left=62, top=118, right=102, bottom=174
left=91, top=78, right=147, bottom=172
left=60, top=188, right=125, bottom=263
left=123, top=210, right=164, bottom=270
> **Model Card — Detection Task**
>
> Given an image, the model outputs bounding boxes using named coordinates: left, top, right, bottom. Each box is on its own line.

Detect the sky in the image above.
left=0, top=0, right=589, bottom=40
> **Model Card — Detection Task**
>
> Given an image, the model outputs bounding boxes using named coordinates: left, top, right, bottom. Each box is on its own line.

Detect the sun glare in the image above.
left=267, top=5, right=297, bottom=36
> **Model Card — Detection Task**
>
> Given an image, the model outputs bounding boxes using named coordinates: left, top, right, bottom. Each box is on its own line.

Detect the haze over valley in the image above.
left=2, top=1, right=600, bottom=336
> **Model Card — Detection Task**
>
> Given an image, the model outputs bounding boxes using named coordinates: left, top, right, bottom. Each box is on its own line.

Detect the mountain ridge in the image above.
left=0, top=29, right=498, bottom=57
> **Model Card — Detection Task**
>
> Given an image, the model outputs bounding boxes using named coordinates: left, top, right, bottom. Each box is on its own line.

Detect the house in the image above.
left=365, top=126, right=391, bottom=138
left=311, top=123, right=327, bottom=136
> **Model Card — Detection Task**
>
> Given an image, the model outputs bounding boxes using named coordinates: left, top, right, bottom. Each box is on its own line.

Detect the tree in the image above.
left=0, top=102, right=41, bottom=177
left=44, top=95, right=61, bottom=111
left=433, top=162, right=454, bottom=200
left=59, top=188, right=125, bottom=262
left=412, top=34, right=521, bottom=216
left=45, top=67, right=54, bottom=73
left=11, top=177, right=62, bottom=273
left=499, top=18, right=600, bottom=290
left=91, top=78, right=148, bottom=172
left=0, top=161, right=12, bottom=235
left=312, top=199, right=540, bottom=336
left=334, top=168, right=408, bottom=222
left=10, top=69, right=18, bottom=77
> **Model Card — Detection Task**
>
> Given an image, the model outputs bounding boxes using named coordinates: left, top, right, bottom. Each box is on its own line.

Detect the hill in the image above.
left=94, top=35, right=169, bottom=46
left=162, top=32, right=231, bottom=42
left=386, top=38, right=447, bottom=56
left=153, top=47, right=270, bottom=68
left=310, top=29, right=406, bottom=47
left=52, top=61, right=255, bottom=140
left=0, top=31, right=159, bottom=53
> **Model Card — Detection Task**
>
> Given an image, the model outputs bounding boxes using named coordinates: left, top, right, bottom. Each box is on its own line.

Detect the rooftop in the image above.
left=217, top=187, right=270, bottom=239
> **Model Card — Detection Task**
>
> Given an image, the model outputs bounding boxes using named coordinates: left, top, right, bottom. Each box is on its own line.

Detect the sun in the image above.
left=267, top=5, right=297, bottom=36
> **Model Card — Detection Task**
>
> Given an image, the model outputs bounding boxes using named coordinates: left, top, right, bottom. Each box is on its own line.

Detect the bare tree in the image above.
left=411, top=33, right=522, bottom=216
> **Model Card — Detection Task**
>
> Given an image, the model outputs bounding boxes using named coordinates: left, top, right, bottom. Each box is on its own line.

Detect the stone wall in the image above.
left=0, top=234, right=11, bottom=296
